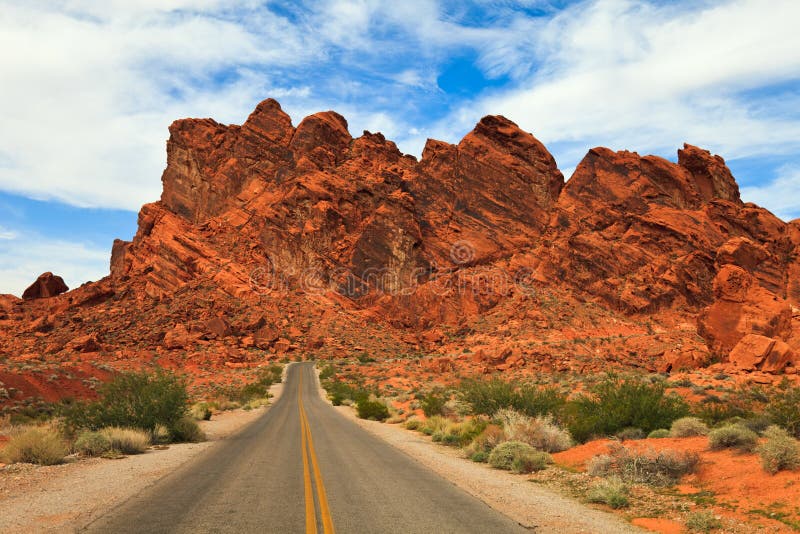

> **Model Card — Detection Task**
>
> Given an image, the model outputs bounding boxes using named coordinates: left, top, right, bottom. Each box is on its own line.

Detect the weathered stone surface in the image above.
left=22, top=272, right=68, bottom=300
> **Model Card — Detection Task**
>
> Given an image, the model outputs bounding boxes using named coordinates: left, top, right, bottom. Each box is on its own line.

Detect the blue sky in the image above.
left=1, top=0, right=799, bottom=296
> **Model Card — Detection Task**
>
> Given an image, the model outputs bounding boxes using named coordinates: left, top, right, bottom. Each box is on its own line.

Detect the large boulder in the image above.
left=22, top=272, right=68, bottom=300
left=728, top=334, right=795, bottom=373
left=698, top=265, right=793, bottom=357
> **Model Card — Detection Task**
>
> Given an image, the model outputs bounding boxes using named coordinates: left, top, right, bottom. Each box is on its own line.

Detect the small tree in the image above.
left=63, top=369, right=189, bottom=435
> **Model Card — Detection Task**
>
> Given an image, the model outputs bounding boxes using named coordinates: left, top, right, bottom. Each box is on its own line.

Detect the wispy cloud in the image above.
left=0, top=0, right=798, bottom=221
left=0, top=229, right=109, bottom=296
left=0, top=226, right=17, bottom=240
left=741, top=165, right=800, bottom=222
left=441, top=0, right=800, bottom=165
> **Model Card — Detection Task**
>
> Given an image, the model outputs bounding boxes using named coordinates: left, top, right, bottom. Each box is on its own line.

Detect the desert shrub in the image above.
left=420, top=389, right=447, bottom=417
left=101, top=427, right=151, bottom=454
left=62, top=369, right=189, bottom=435
left=647, top=429, right=670, bottom=438
left=189, top=402, right=212, bottom=421
left=74, top=430, right=112, bottom=457
left=670, top=417, right=709, bottom=438
left=458, top=379, right=566, bottom=418
left=588, top=444, right=699, bottom=486
left=432, top=418, right=487, bottom=447
left=1, top=426, right=68, bottom=465
left=511, top=449, right=552, bottom=473
left=318, top=364, right=336, bottom=381
left=171, top=416, right=206, bottom=443
left=464, top=424, right=505, bottom=459
left=587, top=477, right=630, bottom=509
left=757, top=425, right=800, bottom=474
left=495, top=409, right=572, bottom=452
left=470, top=450, right=489, bottom=463
left=420, top=415, right=449, bottom=436
left=404, top=418, right=422, bottom=431
left=324, top=380, right=366, bottom=406
left=488, top=441, right=551, bottom=471
left=566, top=374, right=689, bottom=443
left=708, top=424, right=758, bottom=452
left=741, top=415, right=772, bottom=435
left=615, top=427, right=645, bottom=441
left=685, top=510, right=722, bottom=533
left=766, top=384, right=800, bottom=438
left=356, top=398, right=389, bottom=421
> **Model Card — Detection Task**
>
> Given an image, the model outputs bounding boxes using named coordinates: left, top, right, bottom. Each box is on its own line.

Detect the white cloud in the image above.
left=0, top=231, right=109, bottom=296
left=741, top=166, right=800, bottom=222
left=429, top=0, right=800, bottom=171
left=0, top=226, right=17, bottom=240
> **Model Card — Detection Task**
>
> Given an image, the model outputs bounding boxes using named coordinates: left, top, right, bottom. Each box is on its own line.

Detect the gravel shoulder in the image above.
left=0, top=380, right=285, bottom=534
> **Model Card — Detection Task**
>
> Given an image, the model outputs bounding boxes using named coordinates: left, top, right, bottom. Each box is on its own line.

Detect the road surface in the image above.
left=85, top=362, right=527, bottom=533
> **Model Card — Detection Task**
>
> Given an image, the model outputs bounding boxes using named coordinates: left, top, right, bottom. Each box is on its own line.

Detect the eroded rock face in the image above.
left=22, top=272, right=68, bottom=300
left=698, top=265, right=793, bottom=357
left=4, top=97, right=800, bottom=383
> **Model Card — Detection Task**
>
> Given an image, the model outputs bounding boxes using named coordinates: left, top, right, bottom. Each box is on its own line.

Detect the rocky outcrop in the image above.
left=698, top=265, right=793, bottom=358
left=3, top=97, right=799, bottom=389
left=22, top=272, right=68, bottom=300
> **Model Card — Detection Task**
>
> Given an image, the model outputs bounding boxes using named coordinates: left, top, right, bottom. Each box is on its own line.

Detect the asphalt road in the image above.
left=84, top=362, right=527, bottom=534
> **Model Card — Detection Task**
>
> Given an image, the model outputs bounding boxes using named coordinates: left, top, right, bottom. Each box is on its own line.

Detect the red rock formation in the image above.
left=22, top=272, right=68, bottom=300
left=2, top=97, right=800, bottom=408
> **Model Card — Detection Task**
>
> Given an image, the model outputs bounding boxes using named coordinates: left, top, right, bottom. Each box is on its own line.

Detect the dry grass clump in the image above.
left=757, top=425, right=800, bottom=474
left=1, top=425, right=68, bottom=465
left=708, top=424, right=758, bottom=452
left=669, top=417, right=709, bottom=437
left=170, top=416, right=206, bottom=443
left=464, top=424, right=505, bottom=462
left=101, top=427, right=151, bottom=454
left=588, top=444, right=699, bottom=486
left=587, top=476, right=630, bottom=509
left=685, top=510, right=722, bottom=533
left=496, top=409, right=572, bottom=452
left=488, top=440, right=552, bottom=473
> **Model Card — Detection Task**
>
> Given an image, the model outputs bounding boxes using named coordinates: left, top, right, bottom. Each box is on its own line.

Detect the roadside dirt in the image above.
left=0, top=379, right=285, bottom=534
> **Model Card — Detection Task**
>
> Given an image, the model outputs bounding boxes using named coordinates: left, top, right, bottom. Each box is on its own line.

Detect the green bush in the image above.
left=2, top=426, right=68, bottom=465
left=356, top=398, right=390, bottom=421
left=404, top=418, right=423, bottom=431
left=62, top=369, right=189, bottom=435
left=420, top=389, right=447, bottom=417
left=708, top=424, right=758, bottom=452
left=766, top=384, right=800, bottom=438
left=565, top=374, right=689, bottom=443
left=511, top=449, right=552, bottom=473
left=171, top=416, right=206, bottom=443
left=101, top=427, right=151, bottom=454
left=757, top=425, right=800, bottom=474
left=488, top=441, right=551, bottom=471
left=470, top=450, right=489, bottom=463
left=670, top=417, right=709, bottom=438
left=587, top=477, right=630, bottom=509
left=458, top=379, right=566, bottom=418
left=588, top=444, right=699, bottom=486
left=318, top=364, right=335, bottom=381
left=647, top=429, right=670, bottom=438
left=431, top=418, right=487, bottom=448
left=74, top=430, right=112, bottom=457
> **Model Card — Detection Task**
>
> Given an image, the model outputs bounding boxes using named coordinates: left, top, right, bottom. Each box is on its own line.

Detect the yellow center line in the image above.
left=299, top=370, right=335, bottom=534
left=299, top=373, right=317, bottom=534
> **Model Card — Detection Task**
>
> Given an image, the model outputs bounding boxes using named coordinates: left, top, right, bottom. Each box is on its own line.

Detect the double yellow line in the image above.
left=298, top=372, right=335, bottom=534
